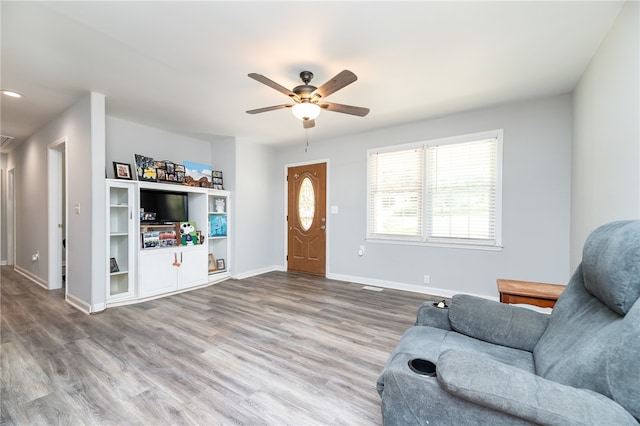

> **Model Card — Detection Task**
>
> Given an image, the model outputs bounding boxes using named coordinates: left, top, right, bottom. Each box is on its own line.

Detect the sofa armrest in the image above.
left=415, top=301, right=452, bottom=330
left=449, top=294, right=549, bottom=351
left=437, top=349, right=638, bottom=425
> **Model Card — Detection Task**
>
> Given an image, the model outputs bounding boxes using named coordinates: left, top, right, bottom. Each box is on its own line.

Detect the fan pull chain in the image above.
left=305, top=129, right=310, bottom=153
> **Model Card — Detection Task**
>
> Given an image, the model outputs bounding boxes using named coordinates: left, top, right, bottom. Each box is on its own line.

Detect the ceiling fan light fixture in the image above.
left=292, top=102, right=320, bottom=121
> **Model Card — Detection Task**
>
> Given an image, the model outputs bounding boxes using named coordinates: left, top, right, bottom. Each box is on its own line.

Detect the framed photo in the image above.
left=134, top=154, right=157, bottom=182
left=209, top=215, right=227, bottom=237
left=216, top=258, right=225, bottom=271
left=183, top=161, right=212, bottom=187
left=208, top=254, right=217, bottom=272
left=113, top=162, right=132, bottom=180
left=110, top=257, right=120, bottom=273
left=212, top=170, right=224, bottom=190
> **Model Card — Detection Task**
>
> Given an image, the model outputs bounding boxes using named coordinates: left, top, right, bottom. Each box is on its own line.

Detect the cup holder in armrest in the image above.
left=432, top=300, right=448, bottom=309
left=408, top=359, right=437, bottom=377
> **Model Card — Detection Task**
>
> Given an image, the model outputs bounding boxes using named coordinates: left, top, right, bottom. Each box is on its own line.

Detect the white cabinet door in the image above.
left=107, top=180, right=136, bottom=302
left=178, top=247, right=208, bottom=289
left=138, top=250, right=178, bottom=298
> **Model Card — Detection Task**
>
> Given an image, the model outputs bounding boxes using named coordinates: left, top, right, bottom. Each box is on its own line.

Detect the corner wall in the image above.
left=571, top=1, right=640, bottom=269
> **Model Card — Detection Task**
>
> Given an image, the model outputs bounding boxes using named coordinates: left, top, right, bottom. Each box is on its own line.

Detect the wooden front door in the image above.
left=287, top=163, right=326, bottom=276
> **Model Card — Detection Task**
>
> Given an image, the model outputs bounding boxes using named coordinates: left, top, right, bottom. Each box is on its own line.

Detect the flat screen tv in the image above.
left=139, top=189, right=188, bottom=223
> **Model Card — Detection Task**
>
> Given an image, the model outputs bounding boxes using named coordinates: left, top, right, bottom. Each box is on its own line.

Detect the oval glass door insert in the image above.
left=298, top=177, right=315, bottom=231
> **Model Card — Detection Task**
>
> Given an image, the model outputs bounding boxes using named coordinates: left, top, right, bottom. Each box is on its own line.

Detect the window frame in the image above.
left=366, top=129, right=503, bottom=251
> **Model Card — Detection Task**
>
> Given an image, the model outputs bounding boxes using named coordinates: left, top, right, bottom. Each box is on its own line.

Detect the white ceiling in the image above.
left=0, top=1, right=624, bottom=149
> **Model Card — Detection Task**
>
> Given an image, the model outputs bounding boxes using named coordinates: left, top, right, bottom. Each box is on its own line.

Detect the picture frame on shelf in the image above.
left=209, top=215, right=227, bottom=237
left=113, top=162, right=132, bottom=180
left=208, top=254, right=217, bottom=272
left=212, top=170, right=224, bottom=190
left=110, top=257, right=120, bottom=273
left=134, top=154, right=157, bottom=182
left=183, top=161, right=212, bottom=187
left=216, top=258, right=225, bottom=271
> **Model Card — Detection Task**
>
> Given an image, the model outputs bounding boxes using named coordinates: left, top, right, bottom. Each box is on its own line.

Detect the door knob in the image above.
left=320, top=225, right=326, bottom=230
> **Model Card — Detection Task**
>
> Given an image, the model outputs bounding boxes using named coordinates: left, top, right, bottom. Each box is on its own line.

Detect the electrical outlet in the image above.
left=424, top=275, right=430, bottom=284
left=32, top=251, right=39, bottom=261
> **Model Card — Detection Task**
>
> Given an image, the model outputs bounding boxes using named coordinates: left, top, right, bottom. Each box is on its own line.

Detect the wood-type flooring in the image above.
left=1, top=266, right=432, bottom=425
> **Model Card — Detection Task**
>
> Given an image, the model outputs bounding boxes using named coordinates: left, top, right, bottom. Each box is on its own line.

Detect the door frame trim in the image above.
left=48, top=137, right=67, bottom=292
left=284, top=159, right=330, bottom=276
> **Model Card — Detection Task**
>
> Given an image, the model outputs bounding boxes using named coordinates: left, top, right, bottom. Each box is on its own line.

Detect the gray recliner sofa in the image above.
left=377, top=220, right=640, bottom=425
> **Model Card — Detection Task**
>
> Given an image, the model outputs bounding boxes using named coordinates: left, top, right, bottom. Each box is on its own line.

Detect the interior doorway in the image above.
left=286, top=162, right=327, bottom=276
left=48, top=138, right=67, bottom=294
left=7, top=168, right=15, bottom=266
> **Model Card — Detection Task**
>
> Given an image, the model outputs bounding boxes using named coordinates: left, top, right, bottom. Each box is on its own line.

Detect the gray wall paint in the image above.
left=275, top=94, right=572, bottom=298
left=571, top=1, right=640, bottom=269
left=233, top=139, right=281, bottom=277
left=106, top=116, right=231, bottom=179
left=8, top=93, right=104, bottom=306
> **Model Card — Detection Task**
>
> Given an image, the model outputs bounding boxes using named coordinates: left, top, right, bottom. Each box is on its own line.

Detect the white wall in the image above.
left=571, top=1, right=640, bottom=269
left=275, top=94, right=572, bottom=299
left=8, top=92, right=105, bottom=309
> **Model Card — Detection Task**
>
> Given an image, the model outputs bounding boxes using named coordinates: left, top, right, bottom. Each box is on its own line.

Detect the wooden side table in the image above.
left=497, top=279, right=565, bottom=308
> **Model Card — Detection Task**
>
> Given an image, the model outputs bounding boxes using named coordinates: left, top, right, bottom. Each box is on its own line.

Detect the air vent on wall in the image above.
left=1, top=135, right=15, bottom=150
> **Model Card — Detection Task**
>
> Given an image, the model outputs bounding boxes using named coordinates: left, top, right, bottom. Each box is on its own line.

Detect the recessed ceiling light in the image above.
left=1, top=90, right=23, bottom=98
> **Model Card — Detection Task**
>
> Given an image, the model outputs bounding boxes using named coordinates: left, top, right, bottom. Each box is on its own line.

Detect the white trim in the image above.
left=66, top=293, right=92, bottom=315
left=328, top=271, right=499, bottom=302
left=283, top=159, right=330, bottom=276
left=234, top=264, right=284, bottom=280
left=47, top=137, right=67, bottom=291
left=367, top=129, right=503, bottom=249
left=7, top=168, right=15, bottom=266
left=14, top=265, right=48, bottom=289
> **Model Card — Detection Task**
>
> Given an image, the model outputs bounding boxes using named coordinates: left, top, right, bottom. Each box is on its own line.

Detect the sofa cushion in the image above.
left=582, top=220, right=640, bottom=315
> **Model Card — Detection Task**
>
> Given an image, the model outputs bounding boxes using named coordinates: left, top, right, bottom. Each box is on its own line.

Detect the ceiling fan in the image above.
left=246, top=70, right=370, bottom=129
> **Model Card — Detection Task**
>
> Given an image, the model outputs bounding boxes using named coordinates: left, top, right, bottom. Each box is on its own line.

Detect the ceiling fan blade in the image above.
left=248, top=73, right=301, bottom=101
left=246, top=104, right=293, bottom=114
left=313, top=70, right=358, bottom=99
left=319, top=102, right=370, bottom=117
left=302, top=119, right=315, bottom=129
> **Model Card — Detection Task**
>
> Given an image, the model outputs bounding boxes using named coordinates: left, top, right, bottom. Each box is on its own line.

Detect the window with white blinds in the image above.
left=368, top=145, right=424, bottom=239
left=367, top=130, right=502, bottom=249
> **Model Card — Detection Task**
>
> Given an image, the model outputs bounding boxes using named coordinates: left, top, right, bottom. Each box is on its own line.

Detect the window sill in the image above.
left=366, top=237, right=503, bottom=252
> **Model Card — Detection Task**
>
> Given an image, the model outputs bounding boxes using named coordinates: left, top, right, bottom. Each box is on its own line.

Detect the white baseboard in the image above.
left=234, top=264, right=285, bottom=280
left=66, top=293, right=92, bottom=315
left=0, top=260, right=7, bottom=266
left=14, top=265, right=48, bottom=289
left=327, top=272, right=498, bottom=302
